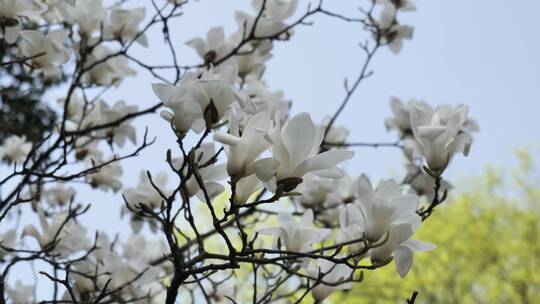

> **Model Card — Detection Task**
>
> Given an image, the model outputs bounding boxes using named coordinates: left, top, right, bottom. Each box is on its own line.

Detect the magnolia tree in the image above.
left=0, top=0, right=478, bottom=303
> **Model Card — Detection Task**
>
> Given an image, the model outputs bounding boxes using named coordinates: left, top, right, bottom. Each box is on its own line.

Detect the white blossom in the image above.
left=18, top=29, right=69, bottom=80
left=63, top=0, right=107, bottom=36
left=154, top=62, right=238, bottom=134
left=0, top=135, right=32, bottom=164
left=88, top=161, right=123, bottom=192
left=305, top=259, right=354, bottom=301
left=44, top=183, right=76, bottom=207
left=82, top=45, right=136, bottom=86
left=22, top=208, right=90, bottom=256
left=0, top=0, right=46, bottom=43
left=408, top=104, right=471, bottom=174
left=214, top=111, right=275, bottom=180
left=7, top=281, right=33, bottom=304
left=258, top=209, right=330, bottom=252
left=106, top=6, right=147, bottom=46
left=268, top=112, right=354, bottom=191
left=186, top=26, right=233, bottom=64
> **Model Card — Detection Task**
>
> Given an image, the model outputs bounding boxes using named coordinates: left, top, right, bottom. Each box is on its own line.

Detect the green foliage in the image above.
left=336, top=148, right=540, bottom=304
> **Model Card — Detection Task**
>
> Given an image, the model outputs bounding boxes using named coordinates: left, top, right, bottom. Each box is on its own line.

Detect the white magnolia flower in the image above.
left=0, top=229, right=17, bottom=260
left=234, top=47, right=270, bottom=79
left=235, top=174, right=263, bottom=204
left=99, top=100, right=138, bottom=147
left=0, top=0, right=46, bottom=43
left=123, top=235, right=169, bottom=266
left=338, top=174, right=435, bottom=277
left=173, top=143, right=227, bottom=200
left=377, top=4, right=414, bottom=54
left=0, top=135, right=32, bottom=164
left=234, top=11, right=290, bottom=39
left=98, top=251, right=159, bottom=291
left=186, top=26, right=234, bottom=64
left=240, top=80, right=290, bottom=122
left=352, top=174, right=421, bottom=242
left=297, top=175, right=356, bottom=226
left=106, top=6, right=147, bottom=46
left=305, top=259, right=354, bottom=301
left=214, top=111, right=274, bottom=180
left=408, top=104, right=471, bottom=174
left=63, top=0, right=107, bottom=36
left=124, top=171, right=168, bottom=210
left=44, top=183, right=76, bottom=207
left=58, top=92, right=84, bottom=122
left=370, top=224, right=435, bottom=277
left=155, top=62, right=238, bottom=133
left=405, top=163, right=452, bottom=201
left=22, top=208, right=90, bottom=256
left=384, top=97, right=430, bottom=136
left=321, top=116, right=349, bottom=145
left=252, top=0, right=299, bottom=21
left=7, top=281, right=33, bottom=304
left=376, top=0, right=416, bottom=12
left=268, top=112, right=354, bottom=191
left=88, top=161, right=123, bottom=192
left=233, top=0, right=299, bottom=40
left=258, top=209, right=330, bottom=252
left=82, top=45, right=136, bottom=86
left=18, top=29, right=70, bottom=80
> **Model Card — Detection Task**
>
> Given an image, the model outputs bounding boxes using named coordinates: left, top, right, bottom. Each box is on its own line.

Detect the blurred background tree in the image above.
left=0, top=32, right=61, bottom=142
left=332, top=147, right=540, bottom=304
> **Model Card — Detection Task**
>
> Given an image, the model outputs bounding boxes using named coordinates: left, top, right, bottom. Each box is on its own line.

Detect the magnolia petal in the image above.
left=292, top=150, right=354, bottom=179
left=394, top=246, right=413, bottom=278
left=282, top=113, right=315, bottom=169
left=252, top=157, right=279, bottom=182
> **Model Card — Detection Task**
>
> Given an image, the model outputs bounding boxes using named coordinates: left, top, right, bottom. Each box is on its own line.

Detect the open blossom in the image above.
left=339, top=174, right=435, bottom=277
left=259, top=209, right=330, bottom=252
left=305, top=259, right=354, bottom=301
left=234, top=0, right=299, bottom=39
left=385, top=97, right=430, bottom=137
left=0, top=229, right=16, bottom=260
left=154, top=62, right=238, bottom=134
left=7, top=281, right=33, bottom=304
left=82, top=45, right=136, bottom=86
left=297, top=175, right=356, bottom=225
left=173, top=143, right=227, bottom=200
left=18, top=29, right=69, bottom=80
left=214, top=111, right=275, bottom=180
left=0, top=0, right=46, bottom=43
left=106, top=6, right=147, bottom=46
left=88, top=161, right=123, bottom=192
left=408, top=104, right=471, bottom=174
left=44, top=183, right=76, bottom=207
left=63, top=0, right=107, bottom=36
left=405, top=163, right=452, bottom=201
left=186, top=26, right=234, bottom=64
left=22, top=208, right=90, bottom=256
left=268, top=112, right=354, bottom=191
left=124, top=171, right=168, bottom=209
left=321, top=116, right=350, bottom=145
left=0, top=135, right=32, bottom=164
left=370, top=223, right=435, bottom=277
left=376, top=2, right=414, bottom=54
left=241, top=80, right=290, bottom=119
left=99, top=100, right=138, bottom=147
